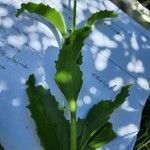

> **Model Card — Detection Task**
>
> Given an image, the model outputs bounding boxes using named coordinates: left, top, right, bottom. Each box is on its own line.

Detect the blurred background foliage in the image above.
left=138, top=0, right=150, bottom=9
left=134, top=97, right=150, bottom=150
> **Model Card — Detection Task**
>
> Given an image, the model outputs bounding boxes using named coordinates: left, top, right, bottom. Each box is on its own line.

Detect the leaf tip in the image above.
left=124, top=84, right=134, bottom=90
left=16, top=9, right=21, bottom=17
left=112, top=11, right=118, bottom=17
left=16, top=3, right=26, bottom=17
left=26, top=74, right=36, bottom=86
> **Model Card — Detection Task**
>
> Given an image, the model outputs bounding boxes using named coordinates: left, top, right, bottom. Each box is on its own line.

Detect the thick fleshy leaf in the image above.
left=86, top=10, right=118, bottom=27
left=16, top=2, right=67, bottom=37
left=0, top=144, right=4, bottom=150
left=55, top=27, right=91, bottom=106
left=86, top=122, right=117, bottom=150
left=79, top=85, right=132, bottom=150
left=26, top=75, right=69, bottom=150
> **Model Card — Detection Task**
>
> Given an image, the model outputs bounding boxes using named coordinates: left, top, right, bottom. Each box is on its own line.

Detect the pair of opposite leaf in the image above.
left=15, top=2, right=132, bottom=150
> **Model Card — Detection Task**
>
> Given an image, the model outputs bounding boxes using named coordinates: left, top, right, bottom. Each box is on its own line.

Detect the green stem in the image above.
left=70, top=1, right=77, bottom=149
left=72, top=0, right=77, bottom=32
left=70, top=112, right=77, bottom=150
left=69, top=100, right=77, bottom=150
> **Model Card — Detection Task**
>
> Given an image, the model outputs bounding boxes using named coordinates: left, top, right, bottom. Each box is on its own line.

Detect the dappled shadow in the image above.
left=0, top=0, right=150, bottom=150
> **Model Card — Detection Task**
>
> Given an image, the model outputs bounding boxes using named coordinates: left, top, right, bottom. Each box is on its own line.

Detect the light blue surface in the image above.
left=0, top=0, right=150, bottom=150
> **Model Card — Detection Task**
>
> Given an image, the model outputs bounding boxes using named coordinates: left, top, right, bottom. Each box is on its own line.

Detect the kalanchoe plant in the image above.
left=16, top=0, right=132, bottom=150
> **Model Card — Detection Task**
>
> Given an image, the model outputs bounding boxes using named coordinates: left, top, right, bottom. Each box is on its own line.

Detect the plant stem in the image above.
left=69, top=100, right=77, bottom=150
left=72, top=0, right=77, bottom=32
left=70, top=0, right=77, bottom=148
left=70, top=112, right=77, bottom=150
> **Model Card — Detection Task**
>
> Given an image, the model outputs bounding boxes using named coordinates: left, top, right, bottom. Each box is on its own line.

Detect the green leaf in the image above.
left=77, top=119, right=87, bottom=150
left=55, top=11, right=118, bottom=104
left=86, top=122, right=117, bottom=150
left=55, top=27, right=91, bottom=107
left=26, top=75, right=69, bottom=150
left=76, top=52, right=83, bottom=65
left=0, top=144, right=4, bottom=150
left=86, top=10, right=118, bottom=27
left=16, top=2, right=67, bottom=38
left=79, top=85, right=132, bottom=150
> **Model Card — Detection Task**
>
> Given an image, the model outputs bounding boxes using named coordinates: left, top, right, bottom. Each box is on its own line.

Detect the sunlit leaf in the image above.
left=86, top=122, right=117, bottom=150
left=86, top=10, right=118, bottom=27
left=79, top=85, right=132, bottom=149
left=16, top=2, right=67, bottom=38
left=55, top=27, right=91, bottom=107
left=26, top=75, right=69, bottom=150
